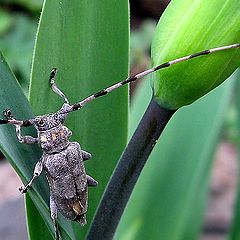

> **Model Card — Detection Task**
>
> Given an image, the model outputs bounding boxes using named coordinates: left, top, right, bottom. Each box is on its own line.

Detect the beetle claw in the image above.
left=19, top=186, right=27, bottom=194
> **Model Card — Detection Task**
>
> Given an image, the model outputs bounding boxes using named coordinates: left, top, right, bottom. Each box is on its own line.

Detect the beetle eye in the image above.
left=38, top=119, right=45, bottom=126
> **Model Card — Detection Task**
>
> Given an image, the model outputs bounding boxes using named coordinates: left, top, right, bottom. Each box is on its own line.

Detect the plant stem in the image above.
left=87, top=97, right=176, bottom=239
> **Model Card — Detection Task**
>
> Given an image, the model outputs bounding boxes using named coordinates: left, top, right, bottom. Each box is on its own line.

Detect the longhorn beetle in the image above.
left=0, top=43, right=239, bottom=239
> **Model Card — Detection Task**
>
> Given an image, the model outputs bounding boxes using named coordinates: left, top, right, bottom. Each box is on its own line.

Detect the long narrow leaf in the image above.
left=28, top=0, right=129, bottom=239
left=25, top=195, right=52, bottom=240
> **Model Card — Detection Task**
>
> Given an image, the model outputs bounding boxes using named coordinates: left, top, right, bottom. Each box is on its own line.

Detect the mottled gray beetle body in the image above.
left=42, top=142, right=87, bottom=225
left=38, top=112, right=89, bottom=225
left=31, top=104, right=97, bottom=231
left=43, top=141, right=88, bottom=224
left=1, top=98, right=98, bottom=239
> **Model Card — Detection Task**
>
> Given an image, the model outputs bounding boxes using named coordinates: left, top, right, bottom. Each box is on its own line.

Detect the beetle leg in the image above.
left=50, top=195, right=60, bottom=240
left=19, top=161, right=43, bottom=193
left=15, top=125, right=39, bottom=144
left=82, top=150, right=91, bottom=161
left=3, top=109, right=37, bottom=144
left=87, top=175, right=98, bottom=186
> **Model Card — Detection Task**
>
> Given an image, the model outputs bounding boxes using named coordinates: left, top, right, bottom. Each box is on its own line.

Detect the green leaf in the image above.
left=28, top=0, right=129, bottom=239
left=25, top=195, right=52, bottom=240
left=115, top=71, right=236, bottom=239
left=151, top=0, right=240, bottom=109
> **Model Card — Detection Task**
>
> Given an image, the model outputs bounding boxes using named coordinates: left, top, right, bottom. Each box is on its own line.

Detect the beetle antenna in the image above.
left=0, top=109, right=32, bottom=127
left=50, top=68, right=70, bottom=104
left=68, top=43, right=240, bottom=112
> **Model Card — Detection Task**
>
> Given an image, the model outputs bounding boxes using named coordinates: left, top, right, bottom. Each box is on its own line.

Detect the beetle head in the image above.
left=33, top=112, right=66, bottom=131
left=33, top=103, right=72, bottom=131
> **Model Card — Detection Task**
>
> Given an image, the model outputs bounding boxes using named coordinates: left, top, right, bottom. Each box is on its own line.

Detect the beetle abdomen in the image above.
left=43, top=142, right=88, bottom=222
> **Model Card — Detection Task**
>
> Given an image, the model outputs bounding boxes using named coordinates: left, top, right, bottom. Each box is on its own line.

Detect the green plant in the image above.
left=0, top=0, right=239, bottom=240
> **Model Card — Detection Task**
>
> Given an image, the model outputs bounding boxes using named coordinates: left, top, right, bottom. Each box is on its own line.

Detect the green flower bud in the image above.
left=151, top=0, right=240, bottom=109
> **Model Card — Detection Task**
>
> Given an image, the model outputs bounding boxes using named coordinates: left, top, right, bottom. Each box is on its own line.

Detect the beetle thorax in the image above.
left=38, top=124, right=72, bottom=153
